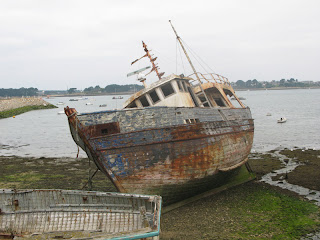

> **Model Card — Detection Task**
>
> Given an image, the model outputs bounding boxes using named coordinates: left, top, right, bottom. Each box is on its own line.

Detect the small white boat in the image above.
left=57, top=102, right=64, bottom=105
left=57, top=111, right=65, bottom=115
left=277, top=117, right=287, bottom=123
left=86, top=102, right=93, bottom=105
left=266, top=113, right=272, bottom=116
left=99, top=104, right=107, bottom=107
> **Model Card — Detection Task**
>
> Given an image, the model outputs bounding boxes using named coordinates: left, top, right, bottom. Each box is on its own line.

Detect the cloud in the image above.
left=0, top=0, right=319, bottom=89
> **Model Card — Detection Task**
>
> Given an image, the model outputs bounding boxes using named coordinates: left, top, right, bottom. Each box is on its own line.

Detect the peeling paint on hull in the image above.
left=65, top=107, right=254, bottom=205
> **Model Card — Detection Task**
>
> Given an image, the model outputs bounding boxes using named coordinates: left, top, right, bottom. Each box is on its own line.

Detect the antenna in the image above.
left=131, top=41, right=165, bottom=82
left=127, top=66, right=151, bottom=87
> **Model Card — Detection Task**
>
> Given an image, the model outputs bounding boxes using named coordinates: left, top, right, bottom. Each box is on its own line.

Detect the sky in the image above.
left=0, top=0, right=319, bottom=90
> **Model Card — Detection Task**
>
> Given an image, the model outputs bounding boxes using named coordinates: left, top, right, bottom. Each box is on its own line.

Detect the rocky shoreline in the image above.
left=0, top=97, right=56, bottom=118
left=0, top=97, right=51, bottom=112
left=0, top=148, right=319, bottom=239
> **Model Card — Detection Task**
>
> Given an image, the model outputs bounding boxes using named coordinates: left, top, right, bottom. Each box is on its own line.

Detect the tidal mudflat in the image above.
left=0, top=149, right=319, bottom=239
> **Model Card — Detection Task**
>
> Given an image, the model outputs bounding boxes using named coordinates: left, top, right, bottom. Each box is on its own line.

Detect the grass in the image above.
left=0, top=104, right=57, bottom=118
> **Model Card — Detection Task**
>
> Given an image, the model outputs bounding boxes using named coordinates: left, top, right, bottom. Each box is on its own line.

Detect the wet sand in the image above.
left=0, top=148, right=319, bottom=239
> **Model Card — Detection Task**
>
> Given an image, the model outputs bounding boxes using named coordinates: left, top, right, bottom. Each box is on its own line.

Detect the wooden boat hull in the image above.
left=65, top=107, right=254, bottom=205
left=0, top=189, right=161, bottom=239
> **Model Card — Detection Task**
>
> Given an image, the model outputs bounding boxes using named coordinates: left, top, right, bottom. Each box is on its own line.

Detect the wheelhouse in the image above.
left=123, top=74, right=245, bottom=109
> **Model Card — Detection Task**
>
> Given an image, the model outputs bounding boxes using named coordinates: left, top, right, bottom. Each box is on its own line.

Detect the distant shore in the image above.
left=36, top=86, right=320, bottom=97
left=0, top=97, right=56, bottom=118
left=234, top=86, right=320, bottom=91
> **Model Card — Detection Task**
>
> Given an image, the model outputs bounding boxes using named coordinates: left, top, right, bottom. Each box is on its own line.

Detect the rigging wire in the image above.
left=177, top=39, right=186, bottom=74
left=152, top=48, right=185, bottom=70
left=176, top=40, right=178, bottom=74
left=181, top=39, right=217, bottom=75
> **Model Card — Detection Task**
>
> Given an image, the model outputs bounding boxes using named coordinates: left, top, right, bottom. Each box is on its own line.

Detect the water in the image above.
left=260, top=150, right=320, bottom=206
left=238, top=88, right=320, bottom=152
left=0, top=89, right=319, bottom=158
left=0, top=95, right=129, bottom=157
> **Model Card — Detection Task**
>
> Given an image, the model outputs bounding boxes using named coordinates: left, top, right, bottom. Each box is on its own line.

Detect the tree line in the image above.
left=0, top=88, right=38, bottom=97
left=234, top=78, right=318, bottom=89
left=83, top=84, right=144, bottom=93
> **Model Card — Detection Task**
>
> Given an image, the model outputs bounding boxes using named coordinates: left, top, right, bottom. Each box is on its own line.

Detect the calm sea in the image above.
left=0, top=89, right=319, bottom=158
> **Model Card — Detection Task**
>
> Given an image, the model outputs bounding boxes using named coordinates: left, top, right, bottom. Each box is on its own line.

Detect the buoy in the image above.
left=13, top=116, right=15, bottom=118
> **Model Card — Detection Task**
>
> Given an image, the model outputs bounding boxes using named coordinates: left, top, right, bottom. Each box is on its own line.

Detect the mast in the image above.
left=169, top=20, right=201, bottom=82
left=169, top=20, right=213, bottom=108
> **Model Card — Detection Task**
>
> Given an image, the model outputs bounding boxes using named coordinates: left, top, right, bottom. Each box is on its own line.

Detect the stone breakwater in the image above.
left=0, top=97, right=50, bottom=112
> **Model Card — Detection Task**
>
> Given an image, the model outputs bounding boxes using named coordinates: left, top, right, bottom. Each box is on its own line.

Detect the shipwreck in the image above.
left=65, top=21, right=254, bottom=204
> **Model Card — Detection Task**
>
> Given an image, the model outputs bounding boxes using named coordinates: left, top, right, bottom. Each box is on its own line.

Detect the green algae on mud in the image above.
left=0, top=104, right=57, bottom=119
left=161, top=182, right=320, bottom=240
left=0, top=156, right=116, bottom=191
left=248, top=153, right=284, bottom=178
left=1, top=149, right=320, bottom=239
left=280, top=149, right=320, bottom=191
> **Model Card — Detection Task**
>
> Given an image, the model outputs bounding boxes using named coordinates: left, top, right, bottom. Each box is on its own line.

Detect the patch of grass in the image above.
left=0, top=104, right=57, bottom=118
left=231, top=185, right=320, bottom=239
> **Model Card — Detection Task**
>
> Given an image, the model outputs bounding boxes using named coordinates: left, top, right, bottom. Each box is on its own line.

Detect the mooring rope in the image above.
left=76, top=145, right=80, bottom=159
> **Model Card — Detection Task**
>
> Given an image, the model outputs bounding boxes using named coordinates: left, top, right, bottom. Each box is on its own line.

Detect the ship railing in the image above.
left=187, top=72, right=231, bottom=86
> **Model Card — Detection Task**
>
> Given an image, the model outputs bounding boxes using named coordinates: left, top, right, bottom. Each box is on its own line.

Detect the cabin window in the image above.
left=139, top=95, right=150, bottom=107
left=182, top=81, right=188, bottom=92
left=178, top=81, right=184, bottom=92
left=198, top=96, right=210, bottom=107
left=187, top=86, right=200, bottom=107
left=101, top=129, right=109, bottom=134
left=149, top=90, right=160, bottom=104
left=128, top=101, right=137, bottom=108
left=214, top=98, right=225, bottom=107
left=161, top=82, right=175, bottom=97
left=184, top=119, right=200, bottom=124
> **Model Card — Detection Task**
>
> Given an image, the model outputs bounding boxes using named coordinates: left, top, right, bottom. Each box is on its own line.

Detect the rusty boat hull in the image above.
left=65, top=106, right=254, bottom=205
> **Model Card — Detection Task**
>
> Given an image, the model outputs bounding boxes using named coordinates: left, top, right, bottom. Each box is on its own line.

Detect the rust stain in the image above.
left=120, top=130, right=253, bottom=183
left=84, top=122, right=120, bottom=138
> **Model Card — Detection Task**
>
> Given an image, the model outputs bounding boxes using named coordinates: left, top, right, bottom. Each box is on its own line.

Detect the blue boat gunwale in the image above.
left=108, top=200, right=161, bottom=240
left=77, top=106, right=170, bottom=116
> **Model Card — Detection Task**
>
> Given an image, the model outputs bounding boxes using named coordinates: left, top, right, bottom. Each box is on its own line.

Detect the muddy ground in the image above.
left=0, top=148, right=320, bottom=239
